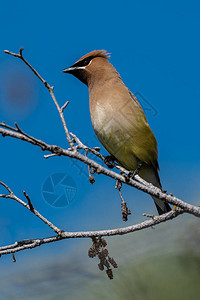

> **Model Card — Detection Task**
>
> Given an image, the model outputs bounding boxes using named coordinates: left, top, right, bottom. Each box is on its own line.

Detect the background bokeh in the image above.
left=0, top=1, right=200, bottom=299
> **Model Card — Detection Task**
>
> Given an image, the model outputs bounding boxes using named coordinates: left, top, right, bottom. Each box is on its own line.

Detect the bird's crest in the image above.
left=75, top=50, right=111, bottom=64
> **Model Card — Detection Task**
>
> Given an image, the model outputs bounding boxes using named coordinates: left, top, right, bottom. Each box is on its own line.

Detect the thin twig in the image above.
left=143, top=213, right=155, bottom=219
left=115, top=180, right=125, bottom=203
left=70, top=132, right=104, bottom=160
left=0, top=182, right=62, bottom=234
left=44, top=153, right=57, bottom=159
left=85, top=150, right=95, bottom=184
left=4, top=48, right=74, bottom=149
left=14, top=122, right=47, bottom=149
left=0, top=181, right=13, bottom=194
left=115, top=180, right=131, bottom=221
left=61, top=101, right=69, bottom=112
left=23, top=191, right=34, bottom=211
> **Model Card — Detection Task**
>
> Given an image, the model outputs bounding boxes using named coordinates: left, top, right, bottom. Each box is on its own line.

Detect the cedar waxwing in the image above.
left=63, top=50, right=171, bottom=215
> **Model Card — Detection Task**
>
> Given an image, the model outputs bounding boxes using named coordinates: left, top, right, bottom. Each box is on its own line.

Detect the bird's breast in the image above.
left=90, top=99, right=122, bottom=141
left=89, top=98, right=139, bottom=170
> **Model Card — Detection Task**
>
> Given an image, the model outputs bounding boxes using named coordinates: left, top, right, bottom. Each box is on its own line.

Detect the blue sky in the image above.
left=0, top=0, right=200, bottom=261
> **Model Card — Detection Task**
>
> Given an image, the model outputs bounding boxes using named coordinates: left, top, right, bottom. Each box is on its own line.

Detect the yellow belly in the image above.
left=92, top=112, right=139, bottom=170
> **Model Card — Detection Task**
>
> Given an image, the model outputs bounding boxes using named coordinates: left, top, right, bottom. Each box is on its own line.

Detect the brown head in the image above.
left=63, top=50, right=119, bottom=87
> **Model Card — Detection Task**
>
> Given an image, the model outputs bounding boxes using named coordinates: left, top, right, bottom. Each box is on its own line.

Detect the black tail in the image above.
left=139, top=164, right=171, bottom=215
left=154, top=201, right=171, bottom=215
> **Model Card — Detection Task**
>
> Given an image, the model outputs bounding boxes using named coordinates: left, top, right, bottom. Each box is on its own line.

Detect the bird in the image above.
left=63, top=50, right=171, bottom=215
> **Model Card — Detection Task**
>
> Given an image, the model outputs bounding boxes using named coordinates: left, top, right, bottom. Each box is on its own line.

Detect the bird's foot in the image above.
left=104, top=155, right=116, bottom=169
left=173, top=205, right=177, bottom=211
left=127, top=161, right=143, bottom=180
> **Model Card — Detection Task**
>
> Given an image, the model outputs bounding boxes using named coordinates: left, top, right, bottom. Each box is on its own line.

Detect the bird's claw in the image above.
left=126, top=161, right=143, bottom=180
left=104, top=155, right=116, bottom=169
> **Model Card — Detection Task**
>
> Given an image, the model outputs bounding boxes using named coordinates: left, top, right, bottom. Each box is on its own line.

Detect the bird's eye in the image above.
left=83, top=58, right=91, bottom=66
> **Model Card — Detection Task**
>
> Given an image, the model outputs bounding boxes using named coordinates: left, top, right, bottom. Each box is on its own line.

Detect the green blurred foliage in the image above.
left=1, top=217, right=200, bottom=300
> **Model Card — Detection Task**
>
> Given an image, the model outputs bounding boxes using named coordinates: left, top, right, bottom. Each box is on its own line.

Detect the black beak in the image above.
left=62, top=65, right=87, bottom=85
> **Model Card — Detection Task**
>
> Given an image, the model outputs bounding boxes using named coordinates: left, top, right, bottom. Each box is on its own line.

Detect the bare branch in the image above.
left=142, top=213, right=155, bottom=219
left=4, top=48, right=47, bottom=85
left=70, top=132, right=104, bottom=160
left=0, top=182, right=62, bottom=234
left=4, top=48, right=74, bottom=149
left=0, top=181, right=13, bottom=194
left=44, top=153, right=57, bottom=159
left=61, top=101, right=69, bottom=112
left=0, top=123, right=200, bottom=217
left=12, top=253, right=16, bottom=262
left=23, top=191, right=34, bottom=212
left=0, top=203, right=183, bottom=256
